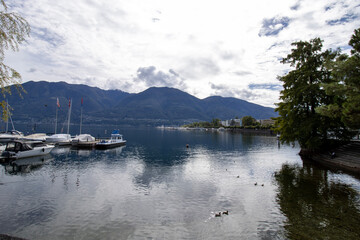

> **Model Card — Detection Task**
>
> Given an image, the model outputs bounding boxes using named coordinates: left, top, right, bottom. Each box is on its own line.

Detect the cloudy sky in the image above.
left=5, top=0, right=360, bottom=107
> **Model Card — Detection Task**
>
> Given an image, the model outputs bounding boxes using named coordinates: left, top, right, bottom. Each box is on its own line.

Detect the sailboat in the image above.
left=46, top=98, right=72, bottom=145
left=0, top=101, right=24, bottom=143
left=71, top=98, right=98, bottom=149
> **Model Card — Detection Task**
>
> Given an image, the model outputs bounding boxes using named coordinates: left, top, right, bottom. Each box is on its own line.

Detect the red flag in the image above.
left=69, top=98, right=71, bottom=107
left=57, top=98, right=60, bottom=108
left=81, top=97, right=83, bottom=106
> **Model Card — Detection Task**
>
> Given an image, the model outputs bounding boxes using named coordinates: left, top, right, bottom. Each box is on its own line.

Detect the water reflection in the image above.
left=1, top=128, right=359, bottom=239
left=102, top=145, right=125, bottom=155
left=1, top=155, right=53, bottom=175
left=274, top=162, right=360, bottom=239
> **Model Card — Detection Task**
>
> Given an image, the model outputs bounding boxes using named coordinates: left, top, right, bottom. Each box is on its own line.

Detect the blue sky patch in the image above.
left=259, top=17, right=290, bottom=37
left=290, top=1, right=301, bottom=10
left=327, top=13, right=358, bottom=25
left=31, top=27, right=64, bottom=47
left=248, top=83, right=282, bottom=91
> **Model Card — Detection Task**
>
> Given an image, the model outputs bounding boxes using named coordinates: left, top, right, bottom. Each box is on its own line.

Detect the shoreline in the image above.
left=299, top=141, right=360, bottom=176
left=161, top=126, right=275, bottom=135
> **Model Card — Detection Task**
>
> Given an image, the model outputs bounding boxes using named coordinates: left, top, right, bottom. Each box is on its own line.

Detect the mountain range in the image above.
left=2, top=81, right=277, bottom=126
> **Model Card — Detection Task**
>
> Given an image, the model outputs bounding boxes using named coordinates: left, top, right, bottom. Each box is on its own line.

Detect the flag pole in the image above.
left=55, top=105, right=58, bottom=134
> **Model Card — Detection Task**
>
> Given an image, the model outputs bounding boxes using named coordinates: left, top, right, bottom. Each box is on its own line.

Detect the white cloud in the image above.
left=134, top=66, right=186, bottom=90
left=4, top=0, right=360, bottom=107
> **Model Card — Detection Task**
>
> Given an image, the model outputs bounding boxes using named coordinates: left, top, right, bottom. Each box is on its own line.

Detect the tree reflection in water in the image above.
left=274, top=163, right=360, bottom=240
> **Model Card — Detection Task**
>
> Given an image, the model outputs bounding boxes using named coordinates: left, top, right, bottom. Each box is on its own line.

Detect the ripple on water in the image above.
left=1, top=129, right=359, bottom=239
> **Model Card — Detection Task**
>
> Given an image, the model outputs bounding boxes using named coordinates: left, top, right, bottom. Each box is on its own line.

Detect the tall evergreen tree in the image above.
left=316, top=28, right=360, bottom=130
left=275, top=38, right=343, bottom=150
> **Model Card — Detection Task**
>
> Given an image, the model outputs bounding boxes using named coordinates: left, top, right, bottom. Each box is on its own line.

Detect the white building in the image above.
left=221, top=119, right=242, bottom=127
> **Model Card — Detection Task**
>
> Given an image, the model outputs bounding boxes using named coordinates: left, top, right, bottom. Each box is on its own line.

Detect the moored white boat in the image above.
left=0, top=130, right=24, bottom=143
left=22, top=133, right=47, bottom=142
left=1, top=140, right=54, bottom=159
left=46, top=97, right=73, bottom=146
left=96, top=130, right=126, bottom=149
left=71, top=134, right=98, bottom=149
left=0, top=102, right=24, bottom=143
left=46, top=133, right=72, bottom=145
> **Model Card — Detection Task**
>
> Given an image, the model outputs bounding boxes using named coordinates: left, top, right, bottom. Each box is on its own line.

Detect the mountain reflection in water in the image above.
left=0, top=127, right=359, bottom=239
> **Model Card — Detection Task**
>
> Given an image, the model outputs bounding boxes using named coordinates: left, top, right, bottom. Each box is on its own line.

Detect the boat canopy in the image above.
left=112, top=130, right=120, bottom=134
left=6, top=141, right=33, bottom=152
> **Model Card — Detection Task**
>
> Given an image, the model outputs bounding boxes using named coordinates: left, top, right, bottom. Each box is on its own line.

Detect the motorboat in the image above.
left=71, top=134, right=98, bottom=149
left=22, top=133, right=47, bottom=142
left=1, top=140, right=54, bottom=159
left=0, top=143, right=6, bottom=152
left=0, top=130, right=24, bottom=143
left=0, top=132, right=47, bottom=143
left=46, top=133, right=72, bottom=145
left=96, top=130, right=126, bottom=149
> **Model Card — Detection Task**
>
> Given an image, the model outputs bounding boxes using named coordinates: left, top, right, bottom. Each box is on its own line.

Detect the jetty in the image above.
left=301, top=141, right=360, bottom=175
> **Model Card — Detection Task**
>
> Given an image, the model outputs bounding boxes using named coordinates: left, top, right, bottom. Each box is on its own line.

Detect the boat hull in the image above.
left=96, top=141, right=126, bottom=149
left=56, top=141, right=72, bottom=146
left=71, top=141, right=99, bottom=149
left=3, top=145, right=54, bottom=159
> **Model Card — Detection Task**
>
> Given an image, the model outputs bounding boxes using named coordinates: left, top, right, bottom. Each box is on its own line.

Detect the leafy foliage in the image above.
left=316, top=28, right=360, bottom=129
left=0, top=0, right=30, bottom=119
left=275, top=38, right=351, bottom=150
left=241, top=115, right=256, bottom=127
left=184, top=118, right=221, bottom=128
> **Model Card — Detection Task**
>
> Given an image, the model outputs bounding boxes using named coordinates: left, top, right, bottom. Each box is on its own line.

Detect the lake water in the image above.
left=0, top=127, right=359, bottom=240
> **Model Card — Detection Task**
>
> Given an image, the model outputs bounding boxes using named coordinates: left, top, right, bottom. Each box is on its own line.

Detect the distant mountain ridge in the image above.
left=3, top=81, right=277, bottom=125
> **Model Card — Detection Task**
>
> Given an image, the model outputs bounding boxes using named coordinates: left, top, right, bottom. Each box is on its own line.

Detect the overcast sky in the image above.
left=5, top=0, right=360, bottom=107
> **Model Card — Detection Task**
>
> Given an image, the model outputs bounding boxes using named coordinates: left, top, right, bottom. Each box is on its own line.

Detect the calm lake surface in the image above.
left=0, top=127, right=359, bottom=240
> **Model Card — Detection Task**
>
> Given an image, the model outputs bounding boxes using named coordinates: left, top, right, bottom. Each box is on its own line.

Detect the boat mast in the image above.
left=55, top=107, right=58, bottom=134
left=79, top=97, right=83, bottom=135
left=9, top=109, right=15, bottom=131
left=6, top=101, right=15, bottom=131
left=55, top=98, right=59, bottom=134
left=5, top=100, right=8, bottom=132
left=67, top=98, right=72, bottom=135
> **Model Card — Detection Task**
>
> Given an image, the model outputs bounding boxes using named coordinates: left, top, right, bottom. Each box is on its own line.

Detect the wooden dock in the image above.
left=301, top=141, right=360, bottom=175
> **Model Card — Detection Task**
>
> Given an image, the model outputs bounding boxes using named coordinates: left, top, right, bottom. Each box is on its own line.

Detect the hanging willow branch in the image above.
left=0, top=0, right=30, bottom=119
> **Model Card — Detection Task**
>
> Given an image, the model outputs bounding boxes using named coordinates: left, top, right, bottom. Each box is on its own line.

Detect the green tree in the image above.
left=0, top=0, right=30, bottom=119
left=242, top=115, right=256, bottom=126
left=274, top=38, right=347, bottom=150
left=316, top=28, right=360, bottom=130
left=211, top=118, right=221, bottom=128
